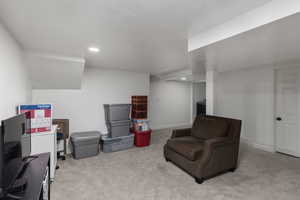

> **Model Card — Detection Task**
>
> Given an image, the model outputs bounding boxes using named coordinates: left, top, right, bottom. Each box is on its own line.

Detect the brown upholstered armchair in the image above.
left=164, top=115, right=241, bottom=184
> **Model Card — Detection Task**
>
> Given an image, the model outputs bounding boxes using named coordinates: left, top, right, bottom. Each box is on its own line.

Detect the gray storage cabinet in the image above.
left=71, top=131, right=101, bottom=159
left=106, top=120, right=131, bottom=138
left=101, top=134, right=134, bottom=153
left=104, top=104, right=131, bottom=121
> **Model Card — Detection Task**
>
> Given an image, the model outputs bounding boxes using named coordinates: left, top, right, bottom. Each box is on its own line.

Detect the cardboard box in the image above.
left=19, top=104, right=52, bottom=134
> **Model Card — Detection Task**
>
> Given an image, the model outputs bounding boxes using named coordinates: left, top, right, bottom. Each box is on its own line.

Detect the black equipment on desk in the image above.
left=0, top=114, right=31, bottom=199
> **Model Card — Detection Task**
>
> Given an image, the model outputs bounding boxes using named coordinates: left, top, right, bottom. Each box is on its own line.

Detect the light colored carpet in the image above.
left=51, top=129, right=300, bottom=200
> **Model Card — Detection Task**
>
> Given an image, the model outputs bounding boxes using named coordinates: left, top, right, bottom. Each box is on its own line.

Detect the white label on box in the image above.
left=31, top=118, right=51, bottom=129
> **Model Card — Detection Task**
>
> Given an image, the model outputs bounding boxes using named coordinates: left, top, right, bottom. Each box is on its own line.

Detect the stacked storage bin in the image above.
left=101, top=104, right=134, bottom=152
left=71, top=131, right=101, bottom=159
left=131, top=96, right=152, bottom=147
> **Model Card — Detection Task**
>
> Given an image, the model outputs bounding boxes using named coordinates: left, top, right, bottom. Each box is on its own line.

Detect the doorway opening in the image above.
left=192, top=82, right=206, bottom=120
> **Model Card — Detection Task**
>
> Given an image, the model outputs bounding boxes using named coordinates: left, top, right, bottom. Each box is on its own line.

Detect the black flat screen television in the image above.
left=0, top=113, right=31, bottom=194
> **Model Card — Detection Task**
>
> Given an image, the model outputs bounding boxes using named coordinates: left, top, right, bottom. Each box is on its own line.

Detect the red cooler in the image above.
left=133, top=130, right=152, bottom=147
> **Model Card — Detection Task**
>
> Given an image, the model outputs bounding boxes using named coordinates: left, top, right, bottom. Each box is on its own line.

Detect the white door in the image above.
left=275, top=68, right=300, bottom=157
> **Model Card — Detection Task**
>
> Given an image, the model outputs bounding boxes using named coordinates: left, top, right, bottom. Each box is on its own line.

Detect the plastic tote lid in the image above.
left=71, top=131, right=101, bottom=141
left=103, top=104, right=131, bottom=107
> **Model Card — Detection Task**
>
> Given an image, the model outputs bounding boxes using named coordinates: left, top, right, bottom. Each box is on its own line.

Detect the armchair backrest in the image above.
left=191, top=115, right=241, bottom=141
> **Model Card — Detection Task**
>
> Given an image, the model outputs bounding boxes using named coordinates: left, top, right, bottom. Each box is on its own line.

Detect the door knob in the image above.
left=276, top=117, right=282, bottom=121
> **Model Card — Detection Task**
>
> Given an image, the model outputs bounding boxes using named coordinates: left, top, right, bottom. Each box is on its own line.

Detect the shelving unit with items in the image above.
left=131, top=96, right=148, bottom=119
left=131, top=96, right=152, bottom=147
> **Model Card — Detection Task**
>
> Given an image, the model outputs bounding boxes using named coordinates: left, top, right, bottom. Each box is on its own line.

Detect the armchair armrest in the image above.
left=197, top=137, right=237, bottom=178
left=171, top=128, right=191, bottom=138
left=204, top=137, right=233, bottom=148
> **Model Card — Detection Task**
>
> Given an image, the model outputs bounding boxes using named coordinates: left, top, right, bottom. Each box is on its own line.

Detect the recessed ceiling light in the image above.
left=88, top=47, right=100, bottom=53
left=180, top=77, right=187, bottom=81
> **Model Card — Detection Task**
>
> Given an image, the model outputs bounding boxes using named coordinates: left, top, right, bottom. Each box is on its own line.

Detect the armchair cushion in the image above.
left=166, top=136, right=204, bottom=161
left=192, top=117, right=229, bottom=140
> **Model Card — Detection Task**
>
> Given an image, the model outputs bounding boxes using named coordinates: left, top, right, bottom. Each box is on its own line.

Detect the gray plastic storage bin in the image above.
left=104, top=104, right=131, bottom=121
left=106, top=120, right=131, bottom=138
left=71, top=131, right=101, bottom=159
left=101, top=134, right=134, bottom=153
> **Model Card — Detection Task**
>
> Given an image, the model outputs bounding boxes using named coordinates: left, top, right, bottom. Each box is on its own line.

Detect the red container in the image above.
left=133, top=130, right=152, bottom=147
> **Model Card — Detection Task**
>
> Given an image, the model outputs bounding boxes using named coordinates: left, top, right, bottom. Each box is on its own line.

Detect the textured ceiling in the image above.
left=0, top=0, right=271, bottom=74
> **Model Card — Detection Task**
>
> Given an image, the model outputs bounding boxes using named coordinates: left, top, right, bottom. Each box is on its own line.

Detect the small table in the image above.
left=31, top=125, right=57, bottom=181
left=53, top=119, right=69, bottom=159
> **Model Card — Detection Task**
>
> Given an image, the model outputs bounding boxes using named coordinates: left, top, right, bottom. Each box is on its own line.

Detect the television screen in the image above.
left=0, top=113, right=31, bottom=190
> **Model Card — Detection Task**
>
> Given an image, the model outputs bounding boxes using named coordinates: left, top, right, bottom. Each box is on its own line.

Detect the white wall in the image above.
left=192, top=82, right=206, bottom=118
left=215, top=67, right=275, bottom=152
left=149, top=80, right=192, bottom=130
left=26, top=52, right=85, bottom=89
left=0, top=22, right=31, bottom=120
left=32, top=68, right=149, bottom=134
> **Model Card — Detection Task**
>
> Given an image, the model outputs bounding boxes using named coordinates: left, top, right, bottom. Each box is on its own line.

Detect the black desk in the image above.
left=3, top=153, right=50, bottom=200
left=22, top=153, right=50, bottom=200
left=2, top=153, right=50, bottom=200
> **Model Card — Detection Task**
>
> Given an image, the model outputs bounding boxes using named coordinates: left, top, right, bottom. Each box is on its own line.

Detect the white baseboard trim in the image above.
left=151, top=123, right=192, bottom=131
left=240, top=137, right=275, bottom=153
left=275, top=147, right=300, bottom=158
